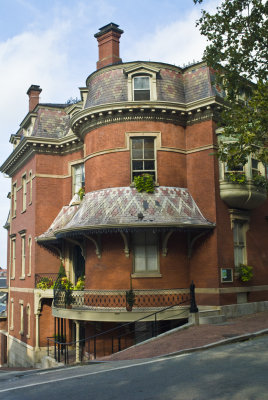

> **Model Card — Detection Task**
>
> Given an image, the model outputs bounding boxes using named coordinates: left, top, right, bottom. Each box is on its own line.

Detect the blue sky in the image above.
left=0, top=0, right=220, bottom=267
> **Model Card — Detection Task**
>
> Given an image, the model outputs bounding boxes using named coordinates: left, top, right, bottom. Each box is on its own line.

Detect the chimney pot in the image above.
left=94, top=23, right=123, bottom=70
left=27, top=85, right=42, bottom=112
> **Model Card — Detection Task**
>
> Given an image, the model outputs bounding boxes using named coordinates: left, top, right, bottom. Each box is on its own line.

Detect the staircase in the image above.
left=198, top=309, right=227, bottom=325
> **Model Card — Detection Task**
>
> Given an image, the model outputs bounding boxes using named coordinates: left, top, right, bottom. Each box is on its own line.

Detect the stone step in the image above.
left=199, top=314, right=227, bottom=325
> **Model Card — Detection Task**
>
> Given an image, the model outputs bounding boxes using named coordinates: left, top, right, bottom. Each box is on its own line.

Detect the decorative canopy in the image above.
left=37, top=187, right=214, bottom=243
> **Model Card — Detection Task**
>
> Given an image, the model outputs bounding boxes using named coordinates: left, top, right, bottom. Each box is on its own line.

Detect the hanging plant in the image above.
left=134, top=174, right=154, bottom=193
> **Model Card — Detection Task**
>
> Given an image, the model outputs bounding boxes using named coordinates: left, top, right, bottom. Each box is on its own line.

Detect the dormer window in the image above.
left=133, top=76, right=150, bottom=101
left=124, top=63, right=159, bottom=102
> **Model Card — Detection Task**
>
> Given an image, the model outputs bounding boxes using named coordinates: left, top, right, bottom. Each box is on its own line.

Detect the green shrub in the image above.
left=239, top=264, right=253, bottom=282
left=134, top=174, right=154, bottom=193
left=74, top=276, right=85, bottom=290
left=37, top=277, right=54, bottom=290
left=226, top=172, right=247, bottom=184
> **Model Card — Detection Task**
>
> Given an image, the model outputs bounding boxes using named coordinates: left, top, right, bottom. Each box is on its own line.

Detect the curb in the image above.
left=159, top=328, right=268, bottom=359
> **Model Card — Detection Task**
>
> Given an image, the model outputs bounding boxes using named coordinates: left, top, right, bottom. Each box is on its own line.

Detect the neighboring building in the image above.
left=1, top=23, right=268, bottom=367
left=0, top=268, right=7, bottom=277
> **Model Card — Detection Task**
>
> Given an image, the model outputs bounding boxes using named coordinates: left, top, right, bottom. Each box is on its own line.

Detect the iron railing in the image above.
left=48, top=283, right=198, bottom=364
left=53, top=288, right=190, bottom=310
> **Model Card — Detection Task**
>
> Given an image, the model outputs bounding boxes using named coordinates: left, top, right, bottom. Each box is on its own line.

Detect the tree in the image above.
left=193, top=0, right=268, bottom=167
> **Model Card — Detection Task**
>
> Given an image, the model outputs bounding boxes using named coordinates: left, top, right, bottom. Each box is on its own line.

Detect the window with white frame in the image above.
left=29, top=171, right=33, bottom=204
left=251, top=158, right=259, bottom=177
left=19, top=300, right=24, bottom=335
left=11, top=237, right=16, bottom=279
left=233, top=220, right=247, bottom=268
left=131, top=137, right=156, bottom=180
left=22, top=174, right=27, bottom=211
left=133, top=231, right=158, bottom=273
left=21, top=235, right=26, bottom=279
left=10, top=299, right=14, bottom=330
left=28, top=236, right=32, bottom=276
left=72, top=164, right=85, bottom=196
left=133, top=76, right=150, bottom=101
left=26, top=304, right=31, bottom=338
left=12, top=182, right=17, bottom=217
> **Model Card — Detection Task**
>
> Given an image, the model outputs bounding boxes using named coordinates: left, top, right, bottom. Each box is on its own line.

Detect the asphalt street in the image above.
left=0, top=335, right=268, bottom=400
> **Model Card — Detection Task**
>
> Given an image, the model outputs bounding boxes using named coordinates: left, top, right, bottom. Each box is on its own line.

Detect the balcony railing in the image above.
left=54, top=288, right=190, bottom=311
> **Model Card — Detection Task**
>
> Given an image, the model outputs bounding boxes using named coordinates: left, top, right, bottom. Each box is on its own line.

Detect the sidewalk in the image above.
left=99, top=310, right=268, bottom=361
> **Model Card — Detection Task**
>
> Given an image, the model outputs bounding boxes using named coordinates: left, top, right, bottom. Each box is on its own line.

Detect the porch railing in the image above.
left=53, top=288, right=190, bottom=310
left=48, top=282, right=198, bottom=364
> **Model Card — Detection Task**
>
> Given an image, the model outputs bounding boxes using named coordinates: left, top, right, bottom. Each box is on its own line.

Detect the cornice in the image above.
left=0, top=135, right=83, bottom=177
left=71, top=97, right=224, bottom=138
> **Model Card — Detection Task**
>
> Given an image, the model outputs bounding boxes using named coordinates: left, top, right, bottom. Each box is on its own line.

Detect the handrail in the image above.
left=47, top=297, right=191, bottom=363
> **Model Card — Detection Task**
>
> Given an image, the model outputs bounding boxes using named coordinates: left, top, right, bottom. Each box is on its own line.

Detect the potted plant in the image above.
left=126, top=289, right=135, bottom=311
left=238, top=264, right=253, bottom=282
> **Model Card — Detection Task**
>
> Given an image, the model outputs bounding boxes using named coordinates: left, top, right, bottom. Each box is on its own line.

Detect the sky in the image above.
left=0, top=0, right=221, bottom=267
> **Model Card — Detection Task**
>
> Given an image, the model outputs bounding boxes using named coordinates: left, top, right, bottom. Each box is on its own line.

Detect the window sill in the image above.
left=19, top=276, right=25, bottom=280
left=27, top=273, right=31, bottom=277
left=26, top=334, right=30, bottom=339
left=131, top=273, right=162, bottom=278
left=10, top=277, right=15, bottom=280
left=19, top=331, right=24, bottom=336
left=21, top=210, right=26, bottom=214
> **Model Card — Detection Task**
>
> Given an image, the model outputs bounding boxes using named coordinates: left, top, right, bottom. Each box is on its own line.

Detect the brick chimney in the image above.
left=27, top=85, right=42, bottom=112
left=94, top=23, right=123, bottom=70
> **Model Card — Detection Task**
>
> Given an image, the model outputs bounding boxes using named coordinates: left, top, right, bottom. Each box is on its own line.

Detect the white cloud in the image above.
left=124, top=0, right=221, bottom=65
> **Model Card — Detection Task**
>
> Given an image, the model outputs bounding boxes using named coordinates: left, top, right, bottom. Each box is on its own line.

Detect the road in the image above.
left=1, top=335, right=268, bottom=400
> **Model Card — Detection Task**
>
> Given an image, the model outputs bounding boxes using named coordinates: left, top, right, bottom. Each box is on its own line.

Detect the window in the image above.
left=12, top=182, right=17, bottom=217
left=133, top=76, right=150, bottom=101
left=26, top=304, right=31, bottom=339
left=21, top=235, right=26, bottom=279
left=19, top=300, right=24, bottom=335
left=11, top=238, right=16, bottom=279
left=125, top=63, right=159, bottom=101
left=72, top=164, right=85, bottom=196
left=133, top=231, right=158, bottom=273
left=131, top=137, right=156, bottom=180
left=251, top=158, right=259, bottom=177
left=22, top=174, right=27, bottom=211
left=233, top=220, right=247, bottom=268
left=29, top=171, right=33, bottom=204
left=28, top=236, right=32, bottom=276
left=10, top=299, right=14, bottom=330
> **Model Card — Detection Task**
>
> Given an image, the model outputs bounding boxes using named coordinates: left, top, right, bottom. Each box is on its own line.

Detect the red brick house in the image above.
left=1, top=23, right=268, bottom=367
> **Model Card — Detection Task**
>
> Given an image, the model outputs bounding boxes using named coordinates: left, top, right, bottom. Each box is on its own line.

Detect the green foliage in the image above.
left=226, top=172, right=247, bottom=184
left=58, top=262, right=66, bottom=279
left=36, top=277, right=54, bottom=290
left=194, top=0, right=268, bottom=167
left=238, top=264, right=253, bottom=282
left=134, top=174, right=155, bottom=193
left=53, top=334, right=66, bottom=343
left=126, top=289, right=135, bottom=307
left=74, top=276, right=85, bottom=290
left=252, top=173, right=268, bottom=191
left=78, top=187, right=85, bottom=201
